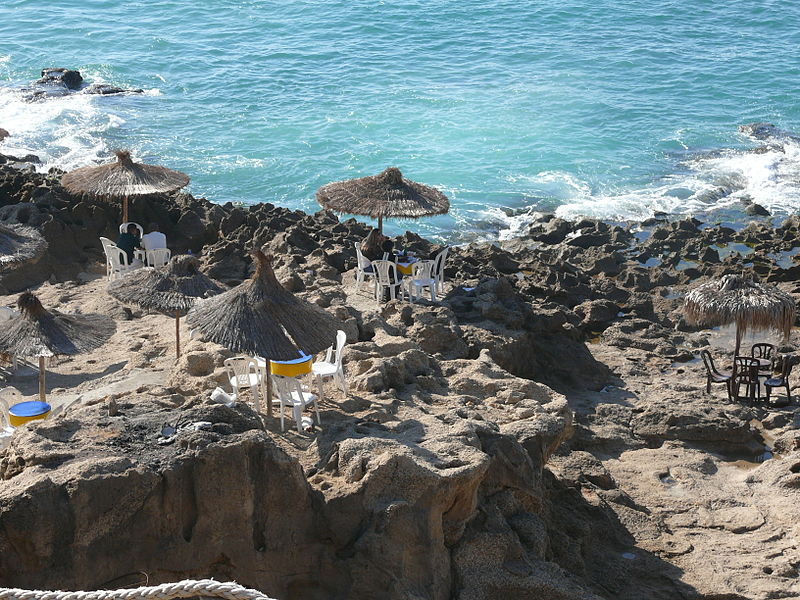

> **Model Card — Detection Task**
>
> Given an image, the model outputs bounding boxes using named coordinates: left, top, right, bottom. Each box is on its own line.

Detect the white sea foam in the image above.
left=0, top=87, right=126, bottom=171
left=549, top=141, right=800, bottom=224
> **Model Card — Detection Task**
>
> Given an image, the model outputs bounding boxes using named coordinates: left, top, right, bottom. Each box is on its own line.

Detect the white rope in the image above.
left=0, top=579, right=278, bottom=600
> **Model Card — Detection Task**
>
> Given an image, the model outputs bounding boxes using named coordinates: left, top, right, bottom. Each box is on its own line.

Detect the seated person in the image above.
left=141, top=223, right=167, bottom=252
left=375, top=240, right=403, bottom=301
left=116, top=223, right=142, bottom=265
left=360, top=228, right=387, bottom=262
left=380, top=239, right=398, bottom=264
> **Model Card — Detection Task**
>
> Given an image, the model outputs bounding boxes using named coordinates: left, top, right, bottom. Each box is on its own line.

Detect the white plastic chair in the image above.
left=146, top=248, right=172, bottom=268
left=223, top=357, right=262, bottom=412
left=104, top=244, right=136, bottom=280
left=372, top=260, right=404, bottom=302
left=405, top=260, right=438, bottom=302
left=0, top=387, right=22, bottom=449
left=99, top=237, right=117, bottom=277
left=354, top=243, right=375, bottom=291
left=432, top=247, right=449, bottom=290
left=271, top=373, right=320, bottom=433
left=119, top=222, right=144, bottom=238
left=312, top=330, right=348, bottom=401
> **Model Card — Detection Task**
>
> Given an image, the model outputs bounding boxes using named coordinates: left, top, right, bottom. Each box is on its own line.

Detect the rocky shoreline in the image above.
left=1, top=152, right=799, bottom=600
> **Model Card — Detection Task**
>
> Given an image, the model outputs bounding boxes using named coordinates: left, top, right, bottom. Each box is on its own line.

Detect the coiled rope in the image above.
left=0, top=579, right=278, bottom=600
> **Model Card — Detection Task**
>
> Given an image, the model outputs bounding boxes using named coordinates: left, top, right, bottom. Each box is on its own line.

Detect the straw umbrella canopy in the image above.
left=316, top=167, right=450, bottom=232
left=0, top=292, right=116, bottom=402
left=684, top=274, right=796, bottom=355
left=0, top=223, right=47, bottom=272
left=60, top=150, right=189, bottom=224
left=186, top=250, right=340, bottom=416
left=107, top=255, right=224, bottom=357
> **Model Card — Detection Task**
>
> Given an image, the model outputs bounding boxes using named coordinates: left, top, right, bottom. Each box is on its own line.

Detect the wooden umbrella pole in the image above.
left=38, top=356, right=46, bottom=402
left=735, top=325, right=743, bottom=357
left=175, top=312, right=181, bottom=358
left=123, top=195, right=129, bottom=224
left=377, top=215, right=383, bottom=233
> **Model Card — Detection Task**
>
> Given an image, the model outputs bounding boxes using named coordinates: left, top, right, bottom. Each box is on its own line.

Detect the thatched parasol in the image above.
left=60, top=150, right=189, bottom=224
left=316, top=167, right=450, bottom=232
left=684, top=274, right=796, bottom=355
left=0, top=292, right=116, bottom=402
left=107, top=255, right=224, bottom=357
left=0, top=223, right=47, bottom=272
left=186, top=249, right=340, bottom=416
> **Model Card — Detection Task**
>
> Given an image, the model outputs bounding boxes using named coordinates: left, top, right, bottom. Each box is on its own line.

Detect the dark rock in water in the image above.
left=739, top=122, right=780, bottom=140
left=82, top=83, right=144, bottom=95
left=0, top=128, right=8, bottom=141
left=0, top=152, right=41, bottom=165
left=37, top=68, right=83, bottom=90
left=694, top=186, right=738, bottom=205
left=751, top=144, right=784, bottom=154
left=23, top=69, right=144, bottom=100
left=739, top=122, right=800, bottom=144
left=745, top=203, right=771, bottom=217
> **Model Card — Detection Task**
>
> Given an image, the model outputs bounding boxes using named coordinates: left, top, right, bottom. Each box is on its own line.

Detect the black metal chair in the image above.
left=701, top=350, right=732, bottom=399
left=765, top=355, right=793, bottom=405
left=732, top=356, right=762, bottom=403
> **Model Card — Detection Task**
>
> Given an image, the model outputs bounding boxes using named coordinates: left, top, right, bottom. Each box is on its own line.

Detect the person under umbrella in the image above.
left=684, top=273, right=796, bottom=356
left=316, top=166, right=449, bottom=233
left=60, top=150, right=189, bottom=224
left=0, top=223, right=47, bottom=273
left=186, top=249, right=340, bottom=417
left=0, top=292, right=116, bottom=403
left=107, top=255, right=224, bottom=357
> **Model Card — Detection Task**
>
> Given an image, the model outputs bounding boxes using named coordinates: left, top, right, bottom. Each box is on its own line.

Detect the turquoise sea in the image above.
left=2, top=0, right=800, bottom=241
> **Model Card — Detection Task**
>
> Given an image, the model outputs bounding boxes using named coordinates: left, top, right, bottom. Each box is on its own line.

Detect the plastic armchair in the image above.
left=354, top=243, right=375, bottom=291
left=750, top=343, right=775, bottom=374
left=700, top=350, right=732, bottom=399
left=271, top=373, right=320, bottom=432
left=432, top=247, right=449, bottom=287
left=731, top=356, right=762, bottom=402
left=372, top=260, right=403, bottom=302
left=146, top=248, right=172, bottom=268
left=765, top=355, right=793, bottom=405
left=99, top=237, right=117, bottom=277
left=405, top=260, right=438, bottom=302
left=223, top=357, right=262, bottom=412
left=0, top=387, right=23, bottom=449
left=105, top=244, right=136, bottom=280
left=312, top=330, right=348, bottom=401
left=119, top=222, right=144, bottom=237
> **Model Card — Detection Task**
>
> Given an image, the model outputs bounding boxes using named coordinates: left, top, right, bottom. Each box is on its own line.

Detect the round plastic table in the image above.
left=8, top=401, right=51, bottom=427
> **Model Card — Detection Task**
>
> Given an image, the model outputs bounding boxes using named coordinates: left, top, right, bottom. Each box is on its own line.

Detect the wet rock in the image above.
left=745, top=202, right=770, bottom=217
left=37, top=67, right=83, bottom=90
left=82, top=83, right=144, bottom=95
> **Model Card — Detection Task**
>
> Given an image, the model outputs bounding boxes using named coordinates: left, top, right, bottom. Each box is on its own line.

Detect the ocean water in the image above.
left=2, top=0, right=800, bottom=242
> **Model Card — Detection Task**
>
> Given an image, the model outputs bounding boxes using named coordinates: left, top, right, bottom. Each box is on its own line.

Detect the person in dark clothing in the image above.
left=381, top=239, right=397, bottom=263
left=377, top=239, right=403, bottom=301
left=116, top=223, right=142, bottom=264
left=361, top=228, right=387, bottom=262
